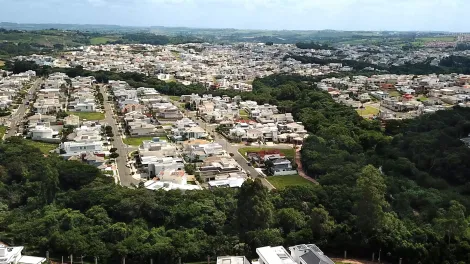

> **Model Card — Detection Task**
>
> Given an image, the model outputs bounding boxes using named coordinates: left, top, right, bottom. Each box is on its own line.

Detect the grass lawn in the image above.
left=239, top=109, right=249, bottom=117
left=356, top=106, right=379, bottom=116
left=416, top=36, right=456, bottom=43
left=90, top=36, right=117, bottom=45
left=67, top=111, right=105, bottom=120
left=389, top=90, right=401, bottom=97
left=169, top=96, right=180, bottom=101
left=0, top=126, right=6, bottom=139
left=267, top=174, right=315, bottom=189
left=123, top=136, right=168, bottom=146
left=418, top=96, right=428, bottom=101
left=24, top=140, right=58, bottom=154
left=239, top=147, right=296, bottom=159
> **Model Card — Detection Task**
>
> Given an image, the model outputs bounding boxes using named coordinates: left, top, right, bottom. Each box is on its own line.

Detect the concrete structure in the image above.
left=0, top=245, right=46, bottom=264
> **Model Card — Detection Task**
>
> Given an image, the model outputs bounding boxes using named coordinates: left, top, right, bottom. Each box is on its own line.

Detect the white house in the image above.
left=0, top=245, right=46, bottom=264
left=289, top=244, right=334, bottom=264
left=30, top=126, right=58, bottom=140
left=255, top=246, right=296, bottom=264
left=60, top=141, right=103, bottom=156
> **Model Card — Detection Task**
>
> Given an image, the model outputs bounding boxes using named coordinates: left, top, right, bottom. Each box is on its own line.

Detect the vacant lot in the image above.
left=356, top=106, right=379, bottom=116
left=267, top=174, right=315, bottom=189
left=24, top=140, right=58, bottom=154
left=239, top=147, right=295, bottom=159
left=168, top=96, right=180, bottom=101
left=67, top=111, right=105, bottom=120
left=123, top=136, right=168, bottom=146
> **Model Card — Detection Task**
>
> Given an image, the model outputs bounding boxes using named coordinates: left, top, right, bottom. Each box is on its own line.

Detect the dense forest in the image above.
left=0, top=29, right=204, bottom=59
left=3, top=62, right=470, bottom=262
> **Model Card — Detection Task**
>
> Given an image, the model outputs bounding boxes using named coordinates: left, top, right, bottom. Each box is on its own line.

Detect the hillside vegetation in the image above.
left=3, top=62, right=470, bottom=263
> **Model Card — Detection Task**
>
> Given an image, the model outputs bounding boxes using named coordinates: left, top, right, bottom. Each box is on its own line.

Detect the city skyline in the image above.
left=0, top=0, right=468, bottom=32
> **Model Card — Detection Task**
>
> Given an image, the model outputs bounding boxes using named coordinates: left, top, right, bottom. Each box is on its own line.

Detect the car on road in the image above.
left=247, top=162, right=252, bottom=167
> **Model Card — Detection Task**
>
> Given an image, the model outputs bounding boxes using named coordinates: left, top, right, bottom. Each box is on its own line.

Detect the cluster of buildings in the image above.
left=23, top=73, right=114, bottom=174
left=290, top=41, right=470, bottom=70
left=218, top=243, right=334, bottom=264
left=107, top=81, right=250, bottom=190
left=320, top=73, right=470, bottom=120
left=182, top=94, right=308, bottom=144
left=18, top=43, right=346, bottom=91
left=0, top=69, right=36, bottom=119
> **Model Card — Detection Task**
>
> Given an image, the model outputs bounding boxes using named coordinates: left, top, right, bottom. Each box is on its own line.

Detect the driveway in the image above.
left=100, top=85, right=139, bottom=187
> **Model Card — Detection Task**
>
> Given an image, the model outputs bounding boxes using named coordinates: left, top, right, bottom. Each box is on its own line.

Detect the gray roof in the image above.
left=300, top=251, right=321, bottom=264
left=300, top=250, right=335, bottom=264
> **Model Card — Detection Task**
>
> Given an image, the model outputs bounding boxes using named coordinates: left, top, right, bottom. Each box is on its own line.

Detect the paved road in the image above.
left=101, top=86, right=139, bottom=187
left=4, top=78, right=42, bottom=138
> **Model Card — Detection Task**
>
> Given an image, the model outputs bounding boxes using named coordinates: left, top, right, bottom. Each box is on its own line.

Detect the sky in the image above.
left=0, top=0, right=467, bottom=32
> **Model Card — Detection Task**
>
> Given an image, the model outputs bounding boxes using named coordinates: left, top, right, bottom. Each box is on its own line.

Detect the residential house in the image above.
left=268, top=158, right=297, bottom=176
left=196, top=156, right=244, bottom=182
left=64, top=114, right=80, bottom=126
left=289, top=244, right=334, bottom=264
left=30, top=125, right=59, bottom=141
left=216, top=256, right=251, bottom=264
left=0, top=244, right=46, bottom=264
left=60, top=141, right=103, bottom=156
left=254, top=246, right=296, bottom=264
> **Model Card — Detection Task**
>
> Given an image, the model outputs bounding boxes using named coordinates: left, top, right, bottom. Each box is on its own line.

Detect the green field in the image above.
left=24, top=140, right=58, bottom=154
left=416, top=36, right=456, bottom=43
left=67, top=111, right=105, bottom=120
left=168, top=96, right=180, bottom=101
left=356, top=106, right=379, bottom=116
left=239, top=147, right=296, bottom=159
left=90, top=36, right=117, bottom=45
left=0, top=126, right=6, bottom=139
left=239, top=109, right=249, bottom=117
left=389, top=90, right=401, bottom=97
left=123, top=136, right=168, bottom=146
left=267, top=174, right=315, bottom=189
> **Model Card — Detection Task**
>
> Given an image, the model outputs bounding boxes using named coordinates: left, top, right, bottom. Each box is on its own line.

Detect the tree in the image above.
left=264, top=159, right=274, bottom=175
left=110, top=148, right=118, bottom=153
left=184, top=163, right=196, bottom=175
left=57, top=161, right=101, bottom=190
left=354, top=165, right=388, bottom=240
left=434, top=200, right=469, bottom=245
left=310, top=205, right=335, bottom=244
left=236, top=179, right=274, bottom=233
left=110, top=153, right=120, bottom=159
left=276, top=208, right=306, bottom=233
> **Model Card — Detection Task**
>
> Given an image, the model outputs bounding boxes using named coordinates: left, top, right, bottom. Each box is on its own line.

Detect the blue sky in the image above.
left=0, top=0, right=467, bottom=32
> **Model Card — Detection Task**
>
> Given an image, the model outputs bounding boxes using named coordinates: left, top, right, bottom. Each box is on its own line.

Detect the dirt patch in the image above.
left=0, top=60, right=5, bottom=67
